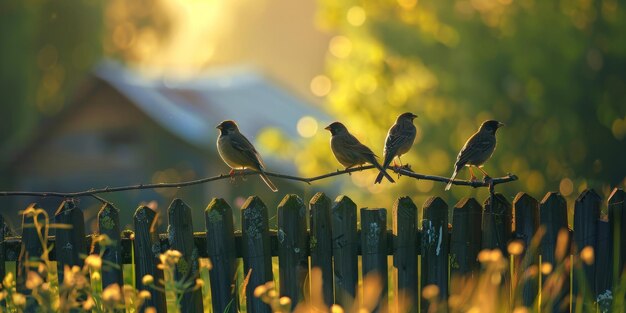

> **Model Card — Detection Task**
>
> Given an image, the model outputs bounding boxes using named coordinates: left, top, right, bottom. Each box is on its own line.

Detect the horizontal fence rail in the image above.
left=0, top=188, right=624, bottom=313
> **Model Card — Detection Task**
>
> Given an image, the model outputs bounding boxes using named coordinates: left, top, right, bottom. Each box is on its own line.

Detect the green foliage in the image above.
left=310, top=0, right=626, bottom=204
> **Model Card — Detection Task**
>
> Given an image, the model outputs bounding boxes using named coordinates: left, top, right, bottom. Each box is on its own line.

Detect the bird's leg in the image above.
left=469, top=167, right=477, bottom=182
left=229, top=169, right=236, bottom=183
left=395, top=156, right=404, bottom=178
left=344, top=165, right=355, bottom=175
left=477, top=167, right=490, bottom=179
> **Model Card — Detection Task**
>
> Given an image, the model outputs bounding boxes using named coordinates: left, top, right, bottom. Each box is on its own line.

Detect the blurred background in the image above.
left=1, top=0, right=625, bottom=231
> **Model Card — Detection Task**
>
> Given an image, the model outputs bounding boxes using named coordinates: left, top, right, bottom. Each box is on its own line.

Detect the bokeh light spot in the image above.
left=347, top=6, right=366, bottom=26
left=310, top=75, right=332, bottom=97
left=398, top=0, right=418, bottom=10
left=559, top=178, right=574, bottom=196
left=297, top=116, right=319, bottom=138
left=329, top=36, right=353, bottom=59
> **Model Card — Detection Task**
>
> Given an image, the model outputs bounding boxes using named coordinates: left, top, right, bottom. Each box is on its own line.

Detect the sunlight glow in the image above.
left=297, top=116, right=319, bottom=138
left=347, top=6, right=366, bottom=26
left=310, top=75, right=332, bottom=97
left=329, top=36, right=353, bottom=59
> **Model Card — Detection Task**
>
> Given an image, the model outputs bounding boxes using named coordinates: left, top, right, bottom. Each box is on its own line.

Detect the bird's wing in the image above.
left=230, top=132, right=266, bottom=168
left=456, top=132, right=494, bottom=167
left=343, top=134, right=378, bottom=158
left=384, top=122, right=415, bottom=153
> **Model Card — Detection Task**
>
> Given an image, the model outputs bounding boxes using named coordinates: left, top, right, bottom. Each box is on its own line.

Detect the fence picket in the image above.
left=277, top=194, right=308, bottom=308
left=482, top=193, right=512, bottom=254
left=512, top=192, right=539, bottom=307
left=309, top=192, right=334, bottom=307
left=595, top=219, right=612, bottom=308
left=393, top=197, right=418, bottom=313
left=17, top=204, right=45, bottom=312
left=205, top=198, right=238, bottom=313
left=361, top=208, right=388, bottom=312
left=241, top=196, right=273, bottom=313
left=168, top=199, right=203, bottom=313
left=133, top=205, right=167, bottom=312
left=539, top=192, right=569, bottom=313
left=421, top=197, right=449, bottom=311
left=97, top=203, right=123, bottom=289
left=572, top=189, right=601, bottom=310
left=608, top=188, right=625, bottom=281
left=450, top=198, right=482, bottom=277
left=0, top=213, right=6, bottom=281
left=331, top=195, right=358, bottom=308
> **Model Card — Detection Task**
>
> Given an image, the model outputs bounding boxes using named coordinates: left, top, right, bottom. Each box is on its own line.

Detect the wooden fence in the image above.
left=0, top=188, right=624, bottom=313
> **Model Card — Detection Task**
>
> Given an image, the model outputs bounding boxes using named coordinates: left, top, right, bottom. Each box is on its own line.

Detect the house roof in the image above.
left=93, top=59, right=330, bottom=151
left=2, top=60, right=331, bottom=173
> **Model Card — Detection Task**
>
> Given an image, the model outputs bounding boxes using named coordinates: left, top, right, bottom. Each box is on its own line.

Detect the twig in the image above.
left=0, top=166, right=518, bottom=199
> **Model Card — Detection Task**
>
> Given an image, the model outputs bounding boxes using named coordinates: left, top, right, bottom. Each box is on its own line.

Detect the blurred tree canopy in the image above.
left=300, top=0, right=626, bottom=206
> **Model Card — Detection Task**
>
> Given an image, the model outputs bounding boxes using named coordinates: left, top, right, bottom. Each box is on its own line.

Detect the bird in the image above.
left=325, top=122, right=395, bottom=183
left=216, top=120, right=278, bottom=192
left=445, top=120, right=505, bottom=191
left=374, top=112, right=418, bottom=184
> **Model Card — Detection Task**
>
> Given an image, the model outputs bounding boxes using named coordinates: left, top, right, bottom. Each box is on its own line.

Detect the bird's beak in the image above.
left=216, top=125, right=222, bottom=130
left=498, top=122, right=505, bottom=128
left=324, top=125, right=331, bottom=131
left=412, top=113, right=419, bottom=119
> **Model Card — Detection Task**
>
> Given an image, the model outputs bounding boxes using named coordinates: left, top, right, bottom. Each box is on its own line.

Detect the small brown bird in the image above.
left=374, top=112, right=418, bottom=184
left=445, top=120, right=505, bottom=191
left=325, top=122, right=395, bottom=183
left=216, top=120, right=278, bottom=192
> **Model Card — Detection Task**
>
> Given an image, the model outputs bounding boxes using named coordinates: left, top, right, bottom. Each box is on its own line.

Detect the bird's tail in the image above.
left=374, top=155, right=394, bottom=184
left=445, top=169, right=458, bottom=191
left=258, top=170, right=278, bottom=192
left=372, top=158, right=395, bottom=184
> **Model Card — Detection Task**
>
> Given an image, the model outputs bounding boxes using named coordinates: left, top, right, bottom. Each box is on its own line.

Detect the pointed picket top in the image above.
left=334, top=195, right=357, bottom=211
left=514, top=192, right=539, bottom=207
left=423, top=196, right=448, bottom=220
left=55, top=198, right=79, bottom=216
left=242, top=195, right=267, bottom=210
left=541, top=191, right=566, bottom=206
left=278, top=194, right=306, bottom=214
left=576, top=188, right=602, bottom=203
left=454, top=197, right=481, bottom=211
left=608, top=187, right=625, bottom=205
left=310, top=192, right=331, bottom=207
left=206, top=198, right=230, bottom=225
left=134, top=205, right=158, bottom=225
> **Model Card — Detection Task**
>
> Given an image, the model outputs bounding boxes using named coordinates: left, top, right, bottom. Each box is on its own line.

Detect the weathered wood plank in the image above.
left=539, top=192, right=570, bottom=313
left=98, top=203, right=123, bottom=289
left=168, top=199, right=203, bottom=313
left=512, top=192, right=539, bottom=307
left=309, top=192, right=334, bottom=307
left=241, top=196, right=273, bottom=313
left=0, top=213, right=6, bottom=281
left=361, top=208, right=388, bottom=312
left=133, top=206, right=167, bottom=313
left=205, top=198, right=238, bottom=313
left=393, top=196, right=417, bottom=313
left=595, top=219, right=612, bottom=310
left=421, top=197, right=449, bottom=311
left=608, top=188, right=625, bottom=282
left=450, top=197, right=482, bottom=277
left=17, top=203, right=46, bottom=313
left=482, top=193, right=512, bottom=254
left=331, top=195, right=358, bottom=308
left=277, top=194, right=308, bottom=308
left=572, top=189, right=601, bottom=311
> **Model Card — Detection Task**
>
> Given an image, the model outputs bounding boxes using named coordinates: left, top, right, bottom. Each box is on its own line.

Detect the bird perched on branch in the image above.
left=216, top=120, right=278, bottom=192
left=445, top=120, right=505, bottom=191
left=374, top=112, right=418, bottom=184
left=325, top=122, right=395, bottom=183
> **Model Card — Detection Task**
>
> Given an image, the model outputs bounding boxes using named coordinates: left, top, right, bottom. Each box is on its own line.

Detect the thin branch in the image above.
left=0, top=166, right=518, bottom=199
